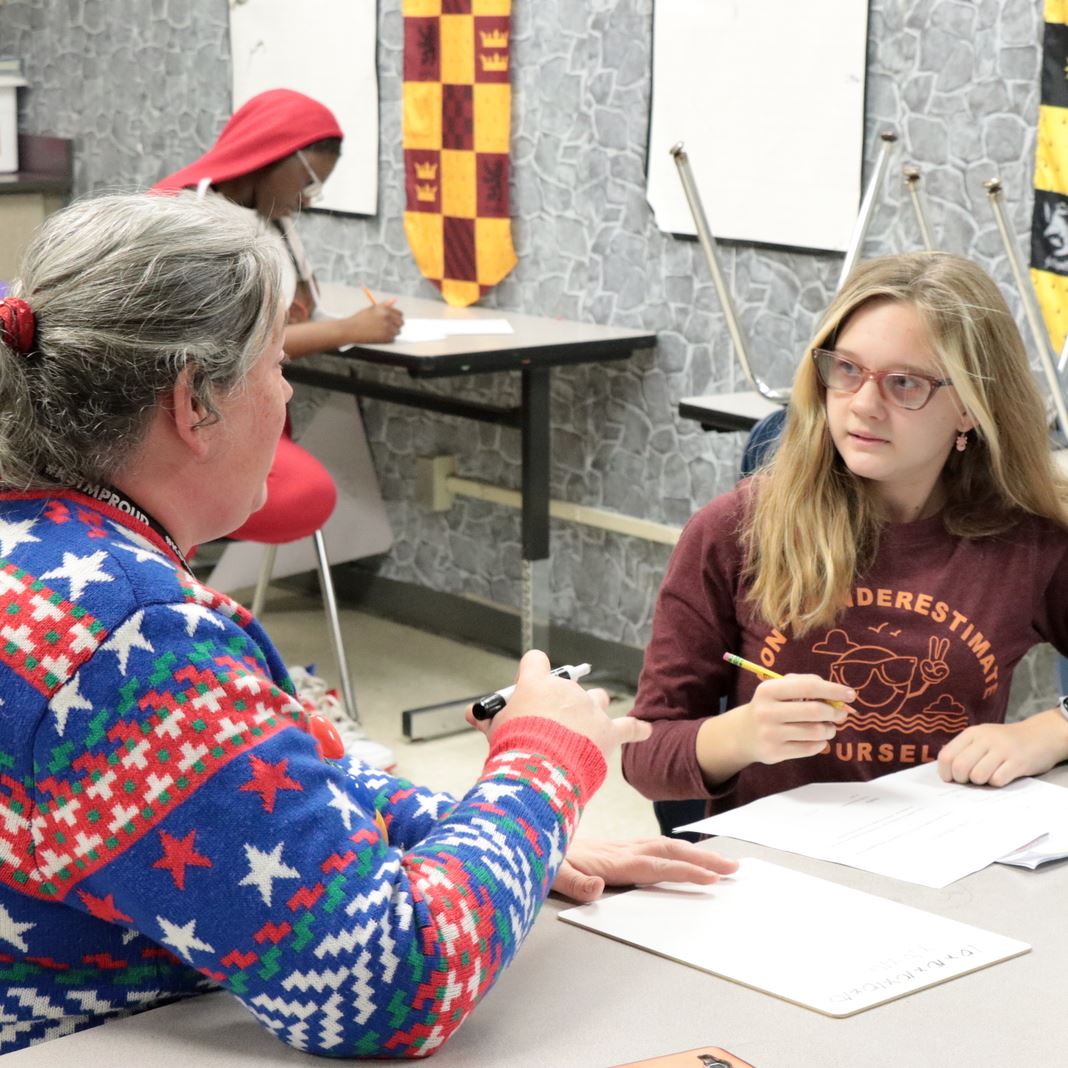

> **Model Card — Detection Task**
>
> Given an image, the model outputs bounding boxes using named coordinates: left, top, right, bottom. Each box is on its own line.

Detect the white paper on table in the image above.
left=395, top=317, right=514, bottom=343
left=677, top=763, right=1061, bottom=888
left=559, top=858, right=1030, bottom=1017
left=997, top=832, right=1068, bottom=869
left=392, top=319, right=448, bottom=343
left=995, top=780, right=1068, bottom=867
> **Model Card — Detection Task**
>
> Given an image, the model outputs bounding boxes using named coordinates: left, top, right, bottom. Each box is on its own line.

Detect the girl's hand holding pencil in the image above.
left=723, top=653, right=847, bottom=710
left=698, top=653, right=856, bottom=775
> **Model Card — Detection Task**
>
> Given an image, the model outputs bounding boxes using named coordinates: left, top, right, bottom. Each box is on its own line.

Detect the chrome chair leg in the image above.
left=251, top=545, right=278, bottom=619
left=312, top=529, right=360, bottom=725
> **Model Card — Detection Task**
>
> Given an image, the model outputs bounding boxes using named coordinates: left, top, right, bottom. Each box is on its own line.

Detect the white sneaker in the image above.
left=289, top=665, right=396, bottom=771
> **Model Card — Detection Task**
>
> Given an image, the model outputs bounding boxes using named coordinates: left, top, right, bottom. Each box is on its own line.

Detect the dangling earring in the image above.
left=955, top=431, right=968, bottom=453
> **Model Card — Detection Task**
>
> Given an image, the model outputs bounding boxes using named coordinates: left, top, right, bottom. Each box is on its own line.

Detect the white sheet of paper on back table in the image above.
left=676, top=763, right=1064, bottom=888
left=395, top=318, right=514, bottom=343
left=559, top=858, right=1029, bottom=1017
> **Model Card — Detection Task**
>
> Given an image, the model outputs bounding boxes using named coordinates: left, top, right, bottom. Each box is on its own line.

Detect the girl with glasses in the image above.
left=623, top=252, right=1068, bottom=825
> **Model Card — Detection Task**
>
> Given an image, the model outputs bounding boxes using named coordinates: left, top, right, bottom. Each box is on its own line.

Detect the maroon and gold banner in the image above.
left=1031, top=1, right=1068, bottom=351
left=403, top=0, right=516, bottom=307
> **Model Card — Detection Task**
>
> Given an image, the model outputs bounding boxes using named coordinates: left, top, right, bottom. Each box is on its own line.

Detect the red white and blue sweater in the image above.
left=0, top=490, right=605, bottom=1055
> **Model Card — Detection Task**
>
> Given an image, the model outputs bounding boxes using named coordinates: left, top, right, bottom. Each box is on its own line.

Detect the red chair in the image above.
left=228, top=434, right=359, bottom=723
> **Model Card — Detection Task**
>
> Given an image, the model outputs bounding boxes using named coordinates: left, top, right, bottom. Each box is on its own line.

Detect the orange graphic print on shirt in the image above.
left=812, top=628, right=967, bottom=734
left=755, top=587, right=1004, bottom=766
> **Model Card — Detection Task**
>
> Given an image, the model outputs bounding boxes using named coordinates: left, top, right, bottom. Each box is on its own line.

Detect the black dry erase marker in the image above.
left=471, top=663, right=592, bottom=721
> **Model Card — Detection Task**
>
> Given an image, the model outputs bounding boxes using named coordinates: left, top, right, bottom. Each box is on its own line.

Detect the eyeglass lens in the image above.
left=814, top=351, right=936, bottom=410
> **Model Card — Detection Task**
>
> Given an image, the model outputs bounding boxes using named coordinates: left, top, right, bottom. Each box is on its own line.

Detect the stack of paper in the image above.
left=676, top=763, right=1068, bottom=888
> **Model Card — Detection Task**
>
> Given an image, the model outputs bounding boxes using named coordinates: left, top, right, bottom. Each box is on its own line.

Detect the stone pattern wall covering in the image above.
left=0, top=0, right=1055, bottom=711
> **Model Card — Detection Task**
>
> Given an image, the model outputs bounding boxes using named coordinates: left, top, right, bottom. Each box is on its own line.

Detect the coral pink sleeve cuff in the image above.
left=487, top=717, right=607, bottom=807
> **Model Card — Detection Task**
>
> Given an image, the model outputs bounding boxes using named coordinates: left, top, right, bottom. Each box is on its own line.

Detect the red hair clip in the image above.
left=0, top=297, right=37, bottom=358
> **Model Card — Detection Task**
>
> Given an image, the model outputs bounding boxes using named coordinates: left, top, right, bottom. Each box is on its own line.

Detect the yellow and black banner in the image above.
left=402, top=0, right=517, bottom=307
left=1031, top=1, right=1068, bottom=352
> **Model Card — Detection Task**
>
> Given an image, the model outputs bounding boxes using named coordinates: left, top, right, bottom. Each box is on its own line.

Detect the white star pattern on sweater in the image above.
left=238, top=841, right=300, bottom=907
left=49, top=673, right=93, bottom=735
left=99, top=610, right=155, bottom=675
left=168, top=604, right=226, bottom=637
left=0, top=517, right=40, bottom=558
left=412, top=791, right=452, bottom=820
left=0, top=903, right=35, bottom=953
left=155, top=915, right=214, bottom=963
left=325, top=779, right=365, bottom=830
left=108, top=522, right=174, bottom=568
left=474, top=782, right=523, bottom=804
left=39, top=550, right=113, bottom=601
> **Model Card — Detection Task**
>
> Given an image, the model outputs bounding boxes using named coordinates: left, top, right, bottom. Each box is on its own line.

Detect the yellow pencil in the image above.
left=373, top=809, right=389, bottom=845
left=362, top=286, right=378, bottom=305
left=722, top=652, right=845, bottom=709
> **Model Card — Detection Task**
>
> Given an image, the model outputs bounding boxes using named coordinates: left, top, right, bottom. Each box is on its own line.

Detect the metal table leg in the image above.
left=520, top=367, right=552, bottom=654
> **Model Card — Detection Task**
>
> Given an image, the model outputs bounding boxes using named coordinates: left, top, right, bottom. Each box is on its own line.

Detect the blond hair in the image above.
left=742, top=252, right=1068, bottom=634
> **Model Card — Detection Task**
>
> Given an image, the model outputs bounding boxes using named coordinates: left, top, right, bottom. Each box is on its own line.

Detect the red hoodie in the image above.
left=153, top=88, right=343, bottom=191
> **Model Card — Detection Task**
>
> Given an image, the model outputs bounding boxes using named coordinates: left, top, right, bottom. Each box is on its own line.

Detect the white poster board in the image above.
left=229, top=0, right=379, bottom=216
left=647, top=0, right=868, bottom=252
left=560, top=859, right=1030, bottom=1017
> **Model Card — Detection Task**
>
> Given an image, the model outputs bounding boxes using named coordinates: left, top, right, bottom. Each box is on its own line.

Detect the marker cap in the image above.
left=472, top=693, right=506, bottom=721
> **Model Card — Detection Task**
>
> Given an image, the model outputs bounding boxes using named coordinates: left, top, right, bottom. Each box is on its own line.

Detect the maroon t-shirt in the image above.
left=623, top=485, right=1068, bottom=813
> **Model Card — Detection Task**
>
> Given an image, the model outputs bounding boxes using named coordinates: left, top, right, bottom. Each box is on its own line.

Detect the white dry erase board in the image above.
left=646, top=0, right=868, bottom=252
left=229, top=0, right=379, bottom=216
left=559, top=859, right=1029, bottom=1017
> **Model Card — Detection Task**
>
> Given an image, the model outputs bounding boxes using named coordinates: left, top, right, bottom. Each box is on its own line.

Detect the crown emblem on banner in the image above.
left=480, top=52, right=509, bottom=72
left=414, top=161, right=438, bottom=180
left=415, top=183, right=438, bottom=202
left=480, top=29, right=509, bottom=48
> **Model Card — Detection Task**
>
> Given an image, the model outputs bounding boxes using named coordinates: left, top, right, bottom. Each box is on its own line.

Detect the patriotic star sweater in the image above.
left=0, top=490, right=605, bottom=1056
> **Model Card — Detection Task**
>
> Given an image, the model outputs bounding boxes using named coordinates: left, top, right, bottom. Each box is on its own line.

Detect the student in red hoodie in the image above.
left=155, top=88, right=401, bottom=352
left=154, top=88, right=401, bottom=549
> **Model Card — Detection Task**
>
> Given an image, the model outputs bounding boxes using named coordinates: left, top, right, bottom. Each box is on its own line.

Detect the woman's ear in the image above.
left=168, top=365, right=213, bottom=457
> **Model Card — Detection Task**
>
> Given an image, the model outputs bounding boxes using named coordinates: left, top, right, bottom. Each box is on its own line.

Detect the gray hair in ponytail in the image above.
left=0, top=191, right=282, bottom=489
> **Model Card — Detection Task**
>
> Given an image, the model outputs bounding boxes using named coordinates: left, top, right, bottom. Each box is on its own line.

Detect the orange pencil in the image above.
left=362, top=286, right=378, bottom=305
left=722, top=652, right=845, bottom=710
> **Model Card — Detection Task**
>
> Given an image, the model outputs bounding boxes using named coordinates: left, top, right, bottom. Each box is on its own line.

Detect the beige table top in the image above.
left=8, top=766, right=1068, bottom=1068
left=314, top=282, right=657, bottom=377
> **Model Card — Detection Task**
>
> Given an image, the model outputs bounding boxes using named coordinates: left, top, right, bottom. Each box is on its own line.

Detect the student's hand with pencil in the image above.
left=337, top=298, right=403, bottom=344
left=936, top=709, right=1068, bottom=788
left=696, top=674, right=855, bottom=784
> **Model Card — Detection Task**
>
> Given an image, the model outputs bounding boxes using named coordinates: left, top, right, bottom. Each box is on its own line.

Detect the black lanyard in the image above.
left=72, top=481, right=190, bottom=571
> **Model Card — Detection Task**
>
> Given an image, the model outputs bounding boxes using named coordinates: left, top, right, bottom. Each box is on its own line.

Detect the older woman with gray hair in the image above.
left=0, top=192, right=734, bottom=1055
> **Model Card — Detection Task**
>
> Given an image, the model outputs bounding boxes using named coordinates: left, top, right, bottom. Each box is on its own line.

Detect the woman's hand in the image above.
left=341, top=300, right=403, bottom=343
left=551, top=837, right=739, bottom=903
left=696, top=674, right=854, bottom=785
left=467, top=650, right=651, bottom=760
left=936, top=710, right=1068, bottom=787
